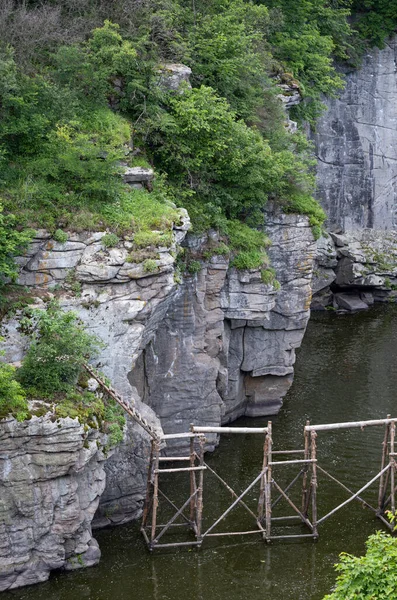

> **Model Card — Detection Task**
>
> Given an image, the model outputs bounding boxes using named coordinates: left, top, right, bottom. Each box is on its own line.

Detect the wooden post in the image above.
left=377, top=416, right=391, bottom=514
left=310, top=431, right=318, bottom=539
left=265, top=421, right=273, bottom=542
left=189, top=426, right=197, bottom=526
left=257, top=429, right=269, bottom=523
left=390, top=421, right=396, bottom=515
left=150, top=441, right=161, bottom=548
left=196, top=436, right=205, bottom=543
left=141, top=441, right=154, bottom=530
left=302, top=420, right=310, bottom=515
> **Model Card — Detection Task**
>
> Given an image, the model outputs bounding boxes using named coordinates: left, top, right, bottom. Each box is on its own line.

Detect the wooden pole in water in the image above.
left=302, top=420, right=310, bottom=516
left=150, top=441, right=160, bottom=548
left=196, top=436, right=205, bottom=543
left=141, top=441, right=154, bottom=530
left=265, top=421, right=273, bottom=542
left=310, top=431, right=318, bottom=539
left=377, top=416, right=391, bottom=514
left=189, top=426, right=197, bottom=526
left=390, top=421, right=396, bottom=515
left=257, top=429, right=269, bottom=524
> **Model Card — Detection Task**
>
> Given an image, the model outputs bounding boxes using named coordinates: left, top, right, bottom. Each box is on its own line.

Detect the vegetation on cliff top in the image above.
left=0, top=301, right=125, bottom=446
left=1, top=0, right=395, bottom=279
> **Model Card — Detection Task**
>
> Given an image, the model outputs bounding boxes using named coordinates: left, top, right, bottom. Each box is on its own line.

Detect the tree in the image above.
left=324, top=530, right=397, bottom=599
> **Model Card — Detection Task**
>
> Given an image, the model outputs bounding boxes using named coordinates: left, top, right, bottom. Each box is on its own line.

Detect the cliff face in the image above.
left=310, top=36, right=397, bottom=310
left=0, top=206, right=314, bottom=586
left=312, top=37, right=397, bottom=231
left=0, top=414, right=107, bottom=591
left=131, top=213, right=315, bottom=450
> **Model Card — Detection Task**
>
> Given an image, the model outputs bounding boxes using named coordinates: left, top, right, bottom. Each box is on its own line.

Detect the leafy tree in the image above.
left=0, top=362, right=28, bottom=421
left=324, top=530, right=397, bottom=599
left=351, top=0, right=397, bottom=48
left=145, top=85, right=315, bottom=224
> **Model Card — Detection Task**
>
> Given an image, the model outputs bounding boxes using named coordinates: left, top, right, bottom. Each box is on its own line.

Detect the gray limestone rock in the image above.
left=335, top=293, right=369, bottom=311
left=157, top=63, right=192, bottom=92
left=312, top=38, right=397, bottom=231
left=0, top=414, right=109, bottom=591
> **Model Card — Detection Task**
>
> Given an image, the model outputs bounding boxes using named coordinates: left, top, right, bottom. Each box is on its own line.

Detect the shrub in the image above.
left=0, top=362, right=28, bottom=421
left=134, top=230, right=173, bottom=248
left=187, top=260, right=201, bottom=274
left=143, top=258, right=158, bottom=273
left=53, top=229, right=68, bottom=243
left=18, top=301, right=101, bottom=396
left=101, top=233, right=119, bottom=248
left=324, top=530, right=397, bottom=599
left=0, top=203, right=34, bottom=288
left=232, top=251, right=265, bottom=270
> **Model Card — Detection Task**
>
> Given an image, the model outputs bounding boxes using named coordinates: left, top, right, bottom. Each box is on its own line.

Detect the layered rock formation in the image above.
left=311, top=36, right=397, bottom=308
left=312, top=37, right=397, bottom=231
left=0, top=414, right=107, bottom=591
left=312, top=229, right=397, bottom=310
left=130, top=212, right=315, bottom=450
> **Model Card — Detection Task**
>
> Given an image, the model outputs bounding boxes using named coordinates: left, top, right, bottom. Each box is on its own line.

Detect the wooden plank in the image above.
left=152, top=541, right=202, bottom=548
left=272, top=450, right=305, bottom=455
left=269, top=534, right=317, bottom=540
left=161, top=432, right=204, bottom=440
left=205, top=530, right=264, bottom=537
left=192, top=426, right=268, bottom=434
left=306, top=418, right=397, bottom=432
left=158, top=456, right=191, bottom=462
left=155, top=466, right=206, bottom=474
left=269, top=459, right=316, bottom=466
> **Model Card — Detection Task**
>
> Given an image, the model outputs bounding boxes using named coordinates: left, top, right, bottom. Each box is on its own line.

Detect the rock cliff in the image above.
left=130, top=212, right=315, bottom=451
left=312, top=37, right=397, bottom=231
left=311, top=36, right=397, bottom=309
left=0, top=413, right=107, bottom=591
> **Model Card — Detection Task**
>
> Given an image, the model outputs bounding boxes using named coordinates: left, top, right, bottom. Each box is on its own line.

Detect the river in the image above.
left=6, top=306, right=397, bottom=600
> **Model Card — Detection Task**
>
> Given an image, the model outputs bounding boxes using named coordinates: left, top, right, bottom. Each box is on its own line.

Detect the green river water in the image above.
left=5, top=306, right=397, bottom=600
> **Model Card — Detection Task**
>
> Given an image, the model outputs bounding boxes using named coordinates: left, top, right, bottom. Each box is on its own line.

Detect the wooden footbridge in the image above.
left=84, top=365, right=397, bottom=551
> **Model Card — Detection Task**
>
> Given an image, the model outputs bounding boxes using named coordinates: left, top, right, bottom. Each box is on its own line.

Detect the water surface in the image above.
left=6, top=306, right=397, bottom=600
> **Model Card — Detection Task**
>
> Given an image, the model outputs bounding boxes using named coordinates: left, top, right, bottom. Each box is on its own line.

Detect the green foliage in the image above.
left=259, top=0, right=353, bottom=122
left=0, top=203, right=34, bottom=288
left=187, top=260, right=201, bottom=274
left=53, top=229, right=68, bottom=243
left=226, top=220, right=270, bottom=269
left=18, top=301, right=101, bottom=396
left=261, top=267, right=276, bottom=284
left=145, top=85, right=316, bottom=226
left=101, top=233, right=119, bottom=248
left=180, top=0, right=272, bottom=120
left=324, top=531, right=397, bottom=599
left=351, top=0, right=397, bottom=48
left=283, top=193, right=326, bottom=239
left=143, top=258, right=158, bottom=273
left=0, top=362, right=28, bottom=421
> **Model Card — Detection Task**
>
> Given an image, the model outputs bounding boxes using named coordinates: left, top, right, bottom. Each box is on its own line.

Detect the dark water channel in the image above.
left=6, top=306, right=397, bottom=600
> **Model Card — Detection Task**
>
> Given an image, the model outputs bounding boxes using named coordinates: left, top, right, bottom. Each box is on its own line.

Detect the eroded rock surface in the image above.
left=130, top=213, right=315, bottom=450
left=313, top=37, right=397, bottom=231
left=0, top=414, right=107, bottom=591
left=312, top=230, right=397, bottom=310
